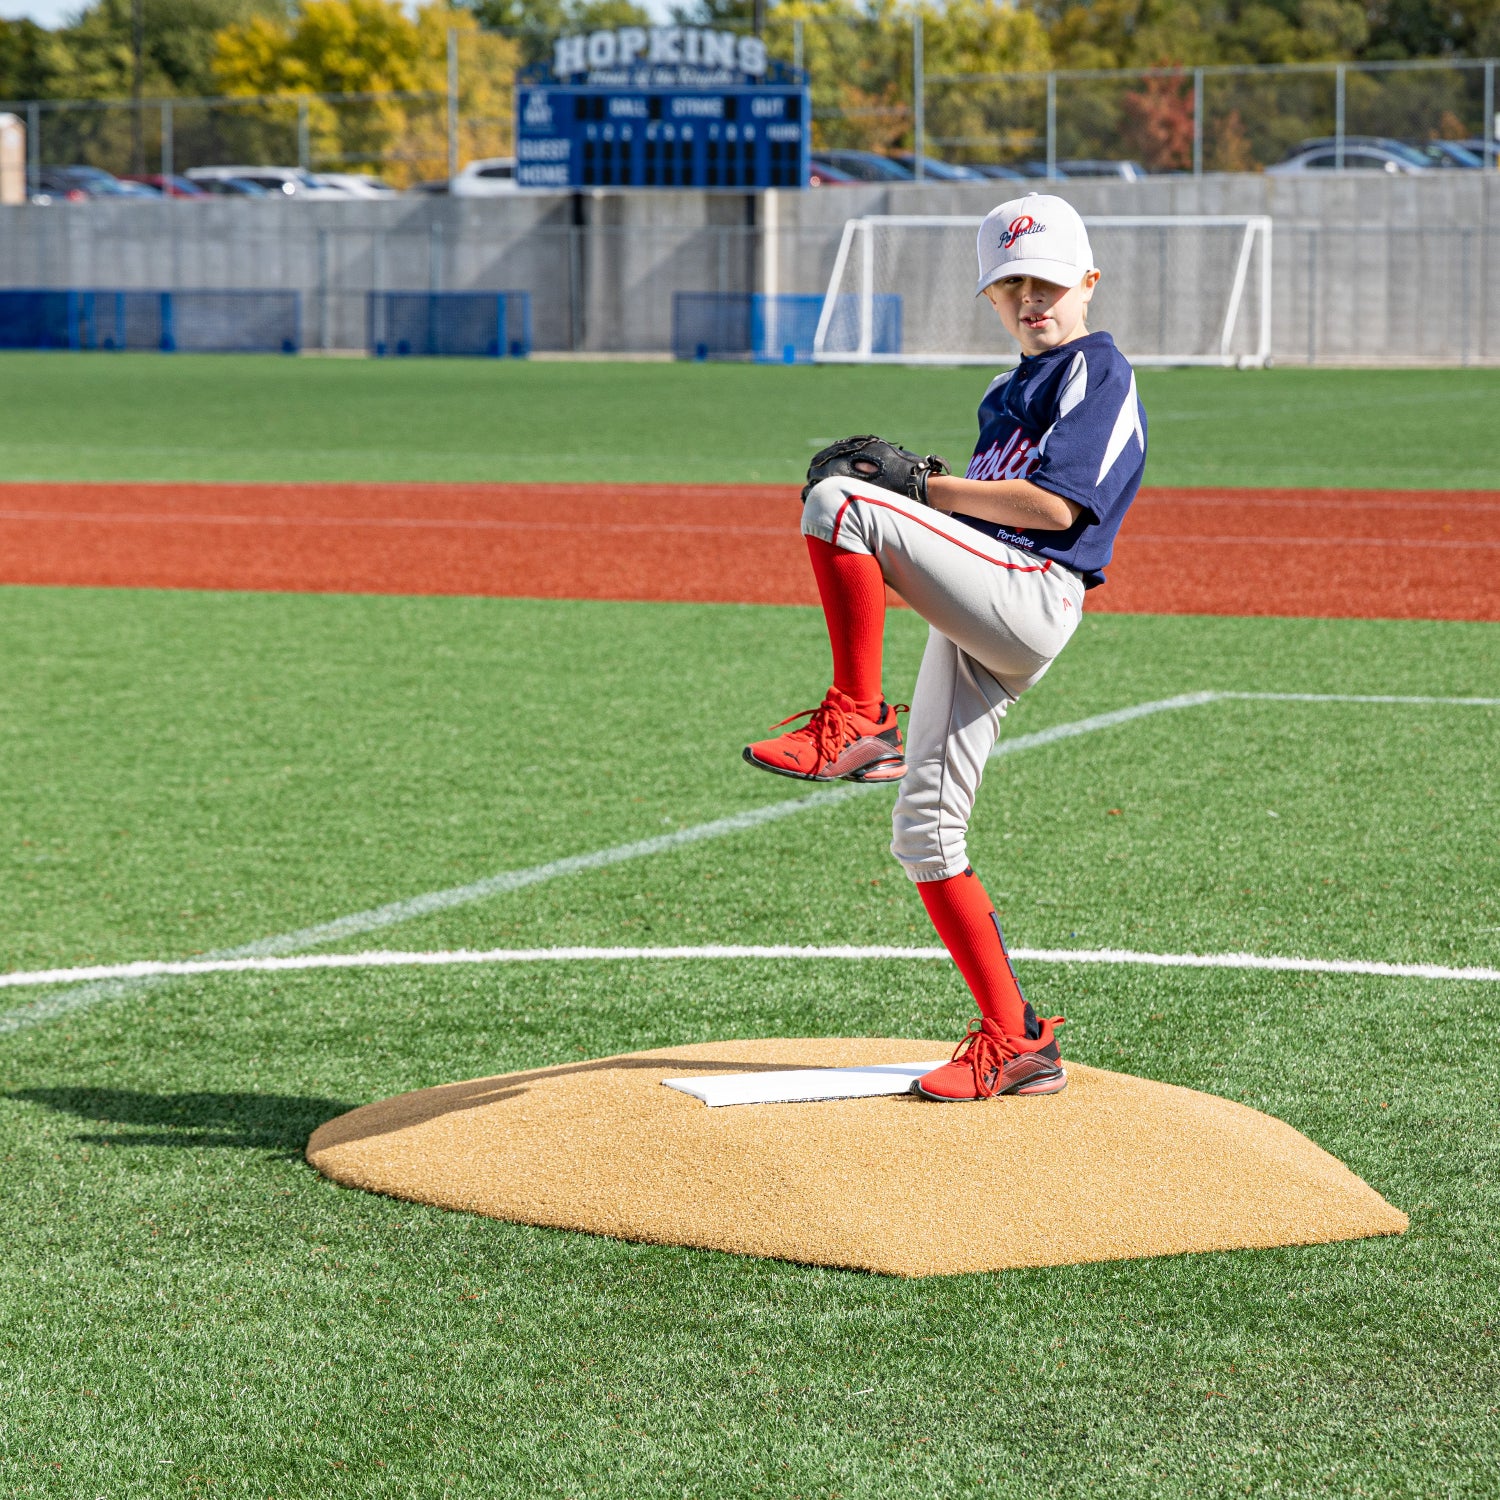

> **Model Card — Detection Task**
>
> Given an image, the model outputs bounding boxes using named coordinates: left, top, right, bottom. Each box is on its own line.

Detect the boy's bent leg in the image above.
left=802, top=476, right=1082, bottom=694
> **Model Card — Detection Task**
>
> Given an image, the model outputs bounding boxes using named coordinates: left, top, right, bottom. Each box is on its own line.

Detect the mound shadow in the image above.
left=7, top=1087, right=353, bottom=1154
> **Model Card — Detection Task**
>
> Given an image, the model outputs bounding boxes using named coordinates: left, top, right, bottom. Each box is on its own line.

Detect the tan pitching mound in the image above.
left=306, top=1038, right=1407, bottom=1277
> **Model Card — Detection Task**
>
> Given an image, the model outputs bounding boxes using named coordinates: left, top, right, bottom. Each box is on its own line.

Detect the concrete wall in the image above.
left=0, top=172, right=1495, bottom=362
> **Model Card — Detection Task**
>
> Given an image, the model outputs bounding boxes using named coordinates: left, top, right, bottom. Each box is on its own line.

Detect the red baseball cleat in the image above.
left=912, top=1013, right=1067, bottom=1101
left=742, top=689, right=906, bottom=783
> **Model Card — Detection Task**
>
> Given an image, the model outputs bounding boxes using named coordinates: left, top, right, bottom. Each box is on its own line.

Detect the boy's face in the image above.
left=983, top=270, right=1100, bottom=356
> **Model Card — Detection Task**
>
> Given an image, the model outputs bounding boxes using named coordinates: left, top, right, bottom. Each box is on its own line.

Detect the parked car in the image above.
left=34, top=165, right=147, bottom=200
left=1267, top=139, right=1428, bottom=174
left=1284, top=135, right=1461, bottom=170
left=971, top=162, right=1032, bottom=181
left=1057, top=159, right=1148, bottom=181
left=808, top=157, right=860, bottom=186
left=451, top=157, right=517, bottom=196
left=807, top=149, right=913, bottom=182
left=408, top=178, right=451, bottom=195
left=1016, top=161, right=1067, bottom=179
left=121, top=173, right=210, bottom=198
left=191, top=175, right=272, bottom=197
left=316, top=172, right=401, bottom=198
left=1408, top=140, right=1483, bottom=169
left=887, top=151, right=988, bottom=181
left=184, top=165, right=353, bottom=198
left=1458, top=138, right=1499, bottom=166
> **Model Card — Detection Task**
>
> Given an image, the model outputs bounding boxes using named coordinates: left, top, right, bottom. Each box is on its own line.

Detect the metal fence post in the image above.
left=1485, top=61, right=1495, bottom=170
left=1045, top=71, right=1056, bottom=179
left=912, top=13, right=923, bottom=180
left=793, top=18, right=803, bottom=74
left=161, top=100, right=173, bottom=183
left=1192, top=68, right=1203, bottom=177
left=26, top=100, right=38, bottom=196
left=1460, top=228, right=1472, bottom=366
left=318, top=227, right=331, bottom=351
left=1334, top=64, right=1345, bottom=170
left=297, top=97, right=310, bottom=170
left=447, top=27, right=460, bottom=185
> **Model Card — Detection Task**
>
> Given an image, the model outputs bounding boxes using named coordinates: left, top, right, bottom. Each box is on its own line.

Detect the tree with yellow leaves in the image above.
left=213, top=0, right=519, bottom=185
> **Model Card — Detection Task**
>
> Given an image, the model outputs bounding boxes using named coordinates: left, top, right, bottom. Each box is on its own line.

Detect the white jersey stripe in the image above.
left=1095, top=370, right=1145, bottom=487
left=1036, top=350, right=1088, bottom=460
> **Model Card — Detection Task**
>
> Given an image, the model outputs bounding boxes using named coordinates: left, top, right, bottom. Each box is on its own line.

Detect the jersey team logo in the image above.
left=999, top=215, right=1043, bottom=251
left=967, top=430, right=1042, bottom=482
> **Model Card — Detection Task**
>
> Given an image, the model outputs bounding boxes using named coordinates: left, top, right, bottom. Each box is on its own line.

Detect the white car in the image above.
left=315, top=172, right=401, bottom=198
left=184, top=165, right=355, bottom=199
left=451, top=158, right=518, bottom=196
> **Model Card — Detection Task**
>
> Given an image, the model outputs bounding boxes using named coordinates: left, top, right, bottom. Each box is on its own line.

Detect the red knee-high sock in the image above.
left=918, top=867, right=1032, bottom=1037
left=805, top=536, right=885, bottom=715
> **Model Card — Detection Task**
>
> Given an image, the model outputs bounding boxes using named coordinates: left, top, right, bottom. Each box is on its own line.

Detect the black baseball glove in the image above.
left=802, top=434, right=952, bottom=506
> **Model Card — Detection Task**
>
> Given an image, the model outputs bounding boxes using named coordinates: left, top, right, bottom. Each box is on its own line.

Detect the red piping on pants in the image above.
left=830, top=491, right=1055, bottom=573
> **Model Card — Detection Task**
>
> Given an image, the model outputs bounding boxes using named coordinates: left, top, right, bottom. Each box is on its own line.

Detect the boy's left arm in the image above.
left=926, top=476, right=1082, bottom=532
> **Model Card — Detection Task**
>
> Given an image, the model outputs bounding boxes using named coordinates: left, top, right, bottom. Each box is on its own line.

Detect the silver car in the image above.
left=1267, top=140, right=1429, bottom=174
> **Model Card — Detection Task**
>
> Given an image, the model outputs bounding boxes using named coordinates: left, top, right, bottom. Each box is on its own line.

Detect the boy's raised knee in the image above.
left=799, top=476, right=854, bottom=541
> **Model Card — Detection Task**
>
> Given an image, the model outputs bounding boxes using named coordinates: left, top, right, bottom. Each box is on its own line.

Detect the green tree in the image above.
left=43, top=0, right=283, bottom=100
left=0, top=17, right=53, bottom=100
left=470, top=0, right=653, bottom=67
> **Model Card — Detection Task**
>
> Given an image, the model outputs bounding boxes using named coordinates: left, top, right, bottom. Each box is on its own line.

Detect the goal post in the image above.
left=812, top=214, right=1273, bottom=369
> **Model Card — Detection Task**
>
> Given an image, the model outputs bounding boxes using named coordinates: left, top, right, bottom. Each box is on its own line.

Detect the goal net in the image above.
left=813, top=215, right=1272, bottom=368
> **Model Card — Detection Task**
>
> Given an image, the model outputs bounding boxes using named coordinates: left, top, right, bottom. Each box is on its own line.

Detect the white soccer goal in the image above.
left=812, top=214, right=1273, bottom=369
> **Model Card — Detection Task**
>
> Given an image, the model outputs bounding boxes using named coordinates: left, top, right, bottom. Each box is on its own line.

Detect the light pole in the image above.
left=131, top=0, right=145, bottom=174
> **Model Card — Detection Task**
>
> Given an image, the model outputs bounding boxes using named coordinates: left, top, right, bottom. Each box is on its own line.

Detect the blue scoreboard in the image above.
left=516, top=26, right=811, bottom=191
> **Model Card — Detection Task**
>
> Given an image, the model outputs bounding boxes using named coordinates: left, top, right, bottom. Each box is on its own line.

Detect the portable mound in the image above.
left=306, top=1038, right=1407, bottom=1277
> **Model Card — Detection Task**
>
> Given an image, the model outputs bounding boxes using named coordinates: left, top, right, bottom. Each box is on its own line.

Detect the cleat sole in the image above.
left=742, top=746, right=906, bottom=784
left=910, top=1067, right=1066, bottom=1102
left=742, top=746, right=836, bottom=782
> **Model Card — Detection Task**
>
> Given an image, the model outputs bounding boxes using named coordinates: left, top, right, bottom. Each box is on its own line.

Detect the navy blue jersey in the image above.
left=956, top=331, right=1146, bottom=589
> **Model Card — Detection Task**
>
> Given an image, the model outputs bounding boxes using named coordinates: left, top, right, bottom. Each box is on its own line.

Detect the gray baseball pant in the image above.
left=801, top=476, right=1086, bottom=884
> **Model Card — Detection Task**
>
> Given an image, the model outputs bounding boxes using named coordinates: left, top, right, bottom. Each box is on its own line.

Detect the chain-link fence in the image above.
left=925, top=58, right=1499, bottom=176
left=6, top=33, right=1494, bottom=192
left=8, top=91, right=456, bottom=187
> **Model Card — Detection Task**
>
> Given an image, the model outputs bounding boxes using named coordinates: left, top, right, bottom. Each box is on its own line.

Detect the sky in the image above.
left=0, top=0, right=683, bottom=25
left=0, top=0, right=80, bottom=23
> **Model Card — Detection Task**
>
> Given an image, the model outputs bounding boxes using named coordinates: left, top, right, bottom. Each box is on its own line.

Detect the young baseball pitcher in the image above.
left=744, top=193, right=1147, bottom=1101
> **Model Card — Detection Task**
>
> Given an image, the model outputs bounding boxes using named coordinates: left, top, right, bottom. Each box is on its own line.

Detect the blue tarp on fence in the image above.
left=672, top=292, right=902, bottom=364
left=368, top=292, right=533, bottom=358
left=0, top=289, right=301, bottom=353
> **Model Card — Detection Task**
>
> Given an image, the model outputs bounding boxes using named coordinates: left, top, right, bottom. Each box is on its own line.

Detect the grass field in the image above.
left=1, top=353, right=1499, bottom=488
left=1, top=360, right=1498, bottom=1497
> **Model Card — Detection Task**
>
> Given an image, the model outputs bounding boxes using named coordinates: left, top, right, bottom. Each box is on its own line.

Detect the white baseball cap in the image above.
left=975, top=193, right=1097, bottom=296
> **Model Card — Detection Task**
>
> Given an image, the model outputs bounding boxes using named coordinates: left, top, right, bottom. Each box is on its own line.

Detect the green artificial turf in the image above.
left=2, top=587, right=1498, bottom=1498
left=1, top=353, right=1497, bottom=488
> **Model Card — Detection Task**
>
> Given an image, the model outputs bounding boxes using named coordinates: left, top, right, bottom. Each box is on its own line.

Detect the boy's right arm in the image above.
left=926, top=476, right=1081, bottom=532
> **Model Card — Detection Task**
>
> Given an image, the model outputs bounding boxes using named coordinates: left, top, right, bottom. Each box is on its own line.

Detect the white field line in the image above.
left=0, top=945, right=1494, bottom=988
left=2, top=689, right=1495, bottom=1036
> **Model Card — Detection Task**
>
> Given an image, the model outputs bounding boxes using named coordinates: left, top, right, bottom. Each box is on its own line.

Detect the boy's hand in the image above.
left=803, top=435, right=951, bottom=506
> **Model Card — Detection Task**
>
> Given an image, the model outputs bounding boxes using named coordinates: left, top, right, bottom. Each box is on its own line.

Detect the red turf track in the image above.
left=1, top=482, right=1496, bottom=620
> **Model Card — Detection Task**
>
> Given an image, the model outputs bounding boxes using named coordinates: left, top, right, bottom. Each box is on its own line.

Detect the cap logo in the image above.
left=1000, top=215, right=1042, bottom=251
